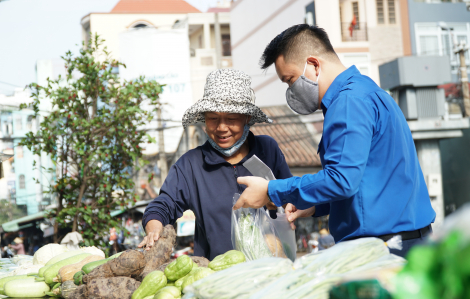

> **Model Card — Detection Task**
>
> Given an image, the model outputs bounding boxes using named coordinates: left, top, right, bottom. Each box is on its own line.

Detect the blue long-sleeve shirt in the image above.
left=268, top=66, right=436, bottom=242
left=143, top=132, right=292, bottom=260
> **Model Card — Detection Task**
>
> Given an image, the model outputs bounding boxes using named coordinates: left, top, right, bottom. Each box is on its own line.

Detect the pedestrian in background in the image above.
left=9, top=237, right=25, bottom=255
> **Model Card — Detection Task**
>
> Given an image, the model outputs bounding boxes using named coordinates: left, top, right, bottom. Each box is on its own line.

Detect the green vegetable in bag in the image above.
left=164, top=255, right=193, bottom=281
left=236, top=212, right=272, bottom=260
left=154, top=286, right=181, bottom=299
left=208, top=250, right=245, bottom=271
left=132, top=270, right=167, bottom=299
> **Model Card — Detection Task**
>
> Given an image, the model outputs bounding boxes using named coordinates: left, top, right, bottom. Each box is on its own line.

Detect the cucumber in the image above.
left=43, top=253, right=91, bottom=284
left=81, top=251, right=122, bottom=274
left=4, top=277, right=50, bottom=297
left=0, top=274, right=29, bottom=289
left=38, top=264, right=51, bottom=277
left=45, top=250, right=85, bottom=266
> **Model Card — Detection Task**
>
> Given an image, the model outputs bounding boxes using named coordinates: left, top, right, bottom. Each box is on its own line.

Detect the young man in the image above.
left=233, top=25, right=435, bottom=257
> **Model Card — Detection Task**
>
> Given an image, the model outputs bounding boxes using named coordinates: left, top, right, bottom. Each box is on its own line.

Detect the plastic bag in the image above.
left=294, top=237, right=390, bottom=275
left=242, top=154, right=297, bottom=260
left=269, top=213, right=297, bottom=261
left=250, top=254, right=405, bottom=299
left=231, top=194, right=287, bottom=260
left=183, top=257, right=293, bottom=299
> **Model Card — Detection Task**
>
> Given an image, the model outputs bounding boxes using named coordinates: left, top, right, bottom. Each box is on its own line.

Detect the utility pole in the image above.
left=157, top=108, right=168, bottom=181
left=455, top=41, right=470, bottom=116
left=214, top=12, right=222, bottom=69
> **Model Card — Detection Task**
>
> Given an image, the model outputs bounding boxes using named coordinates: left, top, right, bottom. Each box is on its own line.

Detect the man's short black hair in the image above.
left=260, top=24, right=337, bottom=70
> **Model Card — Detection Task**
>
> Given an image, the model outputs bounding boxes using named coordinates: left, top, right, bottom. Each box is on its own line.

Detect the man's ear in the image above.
left=246, top=115, right=252, bottom=124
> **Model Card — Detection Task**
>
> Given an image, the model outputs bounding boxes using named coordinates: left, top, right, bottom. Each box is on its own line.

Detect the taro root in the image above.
left=68, top=284, right=88, bottom=299
left=191, top=256, right=210, bottom=268
left=140, top=225, right=177, bottom=279
left=87, top=277, right=141, bottom=299
left=83, top=250, right=145, bottom=283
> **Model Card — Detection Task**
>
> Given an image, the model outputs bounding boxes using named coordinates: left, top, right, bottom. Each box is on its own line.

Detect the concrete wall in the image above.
left=407, top=0, right=470, bottom=55
left=88, top=13, right=188, bottom=59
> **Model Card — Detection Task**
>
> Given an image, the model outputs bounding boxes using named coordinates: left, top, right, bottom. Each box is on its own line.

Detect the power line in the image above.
left=0, top=81, right=22, bottom=87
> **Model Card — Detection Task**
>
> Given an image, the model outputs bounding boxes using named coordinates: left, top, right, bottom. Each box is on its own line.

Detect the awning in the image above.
left=109, top=200, right=152, bottom=217
left=1, top=211, right=46, bottom=233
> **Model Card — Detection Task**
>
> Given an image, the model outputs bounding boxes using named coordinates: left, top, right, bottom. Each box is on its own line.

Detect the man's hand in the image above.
left=233, top=176, right=270, bottom=210
left=137, top=219, right=163, bottom=251
left=285, top=203, right=316, bottom=230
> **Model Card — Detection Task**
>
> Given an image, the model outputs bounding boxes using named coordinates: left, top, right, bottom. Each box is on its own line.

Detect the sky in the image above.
left=0, top=0, right=219, bottom=95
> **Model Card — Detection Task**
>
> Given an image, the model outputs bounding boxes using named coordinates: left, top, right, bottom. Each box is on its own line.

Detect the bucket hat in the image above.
left=182, top=69, right=272, bottom=128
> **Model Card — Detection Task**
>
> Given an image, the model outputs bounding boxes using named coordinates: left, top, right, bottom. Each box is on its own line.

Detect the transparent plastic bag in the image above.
left=242, top=155, right=297, bottom=260
left=269, top=213, right=297, bottom=261
left=183, top=257, right=293, bottom=299
left=231, top=194, right=288, bottom=261
left=293, top=237, right=390, bottom=276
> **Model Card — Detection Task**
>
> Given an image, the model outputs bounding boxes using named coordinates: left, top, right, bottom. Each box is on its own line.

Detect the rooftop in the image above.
left=251, top=106, right=322, bottom=168
left=111, top=0, right=200, bottom=14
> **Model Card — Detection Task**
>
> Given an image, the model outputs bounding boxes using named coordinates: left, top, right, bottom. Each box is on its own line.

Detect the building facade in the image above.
left=0, top=89, right=53, bottom=215
left=403, top=0, right=470, bottom=216
left=230, top=0, right=410, bottom=107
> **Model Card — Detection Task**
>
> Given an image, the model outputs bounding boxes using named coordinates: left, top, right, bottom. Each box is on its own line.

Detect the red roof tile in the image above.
left=111, top=0, right=201, bottom=13
left=251, top=106, right=322, bottom=168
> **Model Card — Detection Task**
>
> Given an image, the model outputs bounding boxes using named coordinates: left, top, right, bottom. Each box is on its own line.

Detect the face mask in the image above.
left=286, top=61, right=321, bottom=115
left=207, top=124, right=250, bottom=157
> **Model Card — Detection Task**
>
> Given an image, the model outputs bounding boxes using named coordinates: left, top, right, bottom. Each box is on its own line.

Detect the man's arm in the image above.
left=267, top=95, right=376, bottom=209
left=234, top=95, right=376, bottom=210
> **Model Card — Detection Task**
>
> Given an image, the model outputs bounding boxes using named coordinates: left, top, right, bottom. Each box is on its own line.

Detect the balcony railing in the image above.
left=341, top=22, right=368, bottom=42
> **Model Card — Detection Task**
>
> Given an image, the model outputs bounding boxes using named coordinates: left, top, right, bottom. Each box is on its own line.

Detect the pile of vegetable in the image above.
left=392, top=205, right=470, bottom=299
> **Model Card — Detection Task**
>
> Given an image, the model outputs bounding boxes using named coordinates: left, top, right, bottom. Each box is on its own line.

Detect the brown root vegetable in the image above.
left=87, top=277, right=141, bottom=299
left=265, top=234, right=287, bottom=258
left=191, top=256, right=210, bottom=268
left=140, top=225, right=176, bottom=279
left=83, top=250, right=145, bottom=283
left=68, top=284, right=88, bottom=299
left=56, top=255, right=104, bottom=282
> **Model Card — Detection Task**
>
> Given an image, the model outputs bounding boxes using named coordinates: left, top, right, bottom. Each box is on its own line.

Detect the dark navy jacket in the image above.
left=143, top=132, right=292, bottom=260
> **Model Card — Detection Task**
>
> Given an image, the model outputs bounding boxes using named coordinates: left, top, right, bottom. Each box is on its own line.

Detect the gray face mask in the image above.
left=286, top=62, right=321, bottom=115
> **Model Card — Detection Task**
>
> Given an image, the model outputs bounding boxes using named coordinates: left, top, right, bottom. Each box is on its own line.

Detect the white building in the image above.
left=230, top=0, right=409, bottom=107
left=80, top=0, right=232, bottom=155
left=0, top=89, right=53, bottom=215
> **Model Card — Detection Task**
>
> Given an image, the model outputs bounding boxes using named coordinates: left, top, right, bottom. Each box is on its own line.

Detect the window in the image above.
left=16, top=146, right=23, bottom=159
left=27, top=115, right=33, bottom=130
left=222, top=34, right=231, bottom=56
left=416, top=22, right=470, bottom=73
left=376, top=0, right=385, bottom=24
left=388, top=0, right=396, bottom=24
left=134, top=24, right=148, bottom=29
left=19, top=174, right=25, bottom=189
left=198, top=35, right=203, bottom=49
left=352, top=2, right=360, bottom=23
left=15, top=116, right=22, bottom=131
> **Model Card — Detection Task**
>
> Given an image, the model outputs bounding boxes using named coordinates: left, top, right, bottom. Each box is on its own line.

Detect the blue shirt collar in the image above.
left=201, top=131, right=264, bottom=165
left=321, top=65, right=361, bottom=115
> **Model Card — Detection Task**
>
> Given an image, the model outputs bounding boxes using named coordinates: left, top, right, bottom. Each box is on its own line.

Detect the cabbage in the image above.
left=7, top=264, right=43, bottom=276
left=80, top=246, right=105, bottom=258
left=32, top=244, right=69, bottom=265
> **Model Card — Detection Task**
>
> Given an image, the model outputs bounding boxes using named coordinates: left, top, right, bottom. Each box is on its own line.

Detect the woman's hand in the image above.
left=285, top=204, right=316, bottom=230
left=138, top=220, right=163, bottom=251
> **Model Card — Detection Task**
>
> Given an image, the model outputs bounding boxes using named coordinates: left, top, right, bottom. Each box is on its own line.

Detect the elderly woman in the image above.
left=139, top=69, right=292, bottom=260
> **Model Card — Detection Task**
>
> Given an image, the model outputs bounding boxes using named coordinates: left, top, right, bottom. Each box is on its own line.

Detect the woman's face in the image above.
left=205, top=112, right=249, bottom=148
